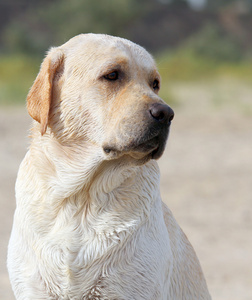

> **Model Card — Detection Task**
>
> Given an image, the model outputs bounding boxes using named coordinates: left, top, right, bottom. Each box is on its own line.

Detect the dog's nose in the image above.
left=149, top=103, right=174, bottom=124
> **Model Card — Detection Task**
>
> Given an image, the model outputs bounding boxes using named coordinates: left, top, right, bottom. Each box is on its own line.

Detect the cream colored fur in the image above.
left=8, top=34, right=211, bottom=300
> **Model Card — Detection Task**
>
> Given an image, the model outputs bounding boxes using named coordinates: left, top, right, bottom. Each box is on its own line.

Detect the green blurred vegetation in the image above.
left=157, top=23, right=252, bottom=82
left=1, top=0, right=153, bottom=56
left=1, top=0, right=252, bottom=107
left=0, top=55, right=40, bottom=105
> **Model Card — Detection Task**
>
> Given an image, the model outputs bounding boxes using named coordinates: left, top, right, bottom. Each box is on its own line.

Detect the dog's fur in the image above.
left=8, top=34, right=211, bottom=299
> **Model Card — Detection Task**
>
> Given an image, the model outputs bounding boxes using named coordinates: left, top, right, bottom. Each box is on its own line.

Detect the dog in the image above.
left=8, top=34, right=211, bottom=299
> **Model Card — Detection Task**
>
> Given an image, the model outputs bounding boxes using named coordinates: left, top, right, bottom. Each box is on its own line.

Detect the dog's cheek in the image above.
left=104, top=109, right=149, bottom=150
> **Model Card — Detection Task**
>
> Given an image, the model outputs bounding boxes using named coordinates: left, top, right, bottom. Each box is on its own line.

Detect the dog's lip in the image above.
left=134, top=136, right=159, bottom=153
left=103, top=124, right=170, bottom=160
left=127, top=135, right=167, bottom=160
left=151, top=144, right=166, bottom=160
left=151, top=146, right=160, bottom=159
left=131, top=135, right=168, bottom=161
left=103, top=136, right=159, bottom=159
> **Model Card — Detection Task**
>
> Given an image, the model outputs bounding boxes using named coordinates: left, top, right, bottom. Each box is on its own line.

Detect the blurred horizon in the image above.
left=1, top=0, right=252, bottom=106
left=1, top=0, right=252, bottom=55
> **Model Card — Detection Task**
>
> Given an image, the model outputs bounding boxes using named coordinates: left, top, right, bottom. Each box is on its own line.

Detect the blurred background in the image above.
left=0, top=0, right=251, bottom=299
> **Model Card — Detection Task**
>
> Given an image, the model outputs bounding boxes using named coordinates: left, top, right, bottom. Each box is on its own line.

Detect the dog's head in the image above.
left=27, top=34, right=174, bottom=164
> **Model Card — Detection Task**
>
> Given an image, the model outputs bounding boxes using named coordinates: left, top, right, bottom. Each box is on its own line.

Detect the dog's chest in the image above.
left=42, top=219, right=171, bottom=300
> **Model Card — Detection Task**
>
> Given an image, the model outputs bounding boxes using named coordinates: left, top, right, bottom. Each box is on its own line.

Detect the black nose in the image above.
left=149, top=103, right=174, bottom=124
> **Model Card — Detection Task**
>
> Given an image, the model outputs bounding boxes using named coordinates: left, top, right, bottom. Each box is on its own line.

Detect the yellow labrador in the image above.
left=8, top=34, right=211, bottom=300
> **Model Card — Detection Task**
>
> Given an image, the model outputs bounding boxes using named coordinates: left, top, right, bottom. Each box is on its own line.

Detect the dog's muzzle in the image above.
left=103, top=102, right=174, bottom=161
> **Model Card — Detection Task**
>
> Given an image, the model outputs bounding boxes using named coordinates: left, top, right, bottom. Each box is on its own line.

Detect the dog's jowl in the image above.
left=8, top=34, right=211, bottom=300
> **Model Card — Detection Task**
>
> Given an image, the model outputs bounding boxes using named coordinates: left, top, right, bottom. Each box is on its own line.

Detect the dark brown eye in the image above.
left=104, top=71, right=119, bottom=81
left=153, top=79, right=160, bottom=90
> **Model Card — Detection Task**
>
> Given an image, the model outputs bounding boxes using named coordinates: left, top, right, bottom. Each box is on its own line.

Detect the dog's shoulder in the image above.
left=162, top=202, right=211, bottom=300
left=162, top=201, right=198, bottom=263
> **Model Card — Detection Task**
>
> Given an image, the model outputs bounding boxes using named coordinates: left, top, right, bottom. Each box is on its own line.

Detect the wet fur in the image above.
left=8, top=34, right=211, bottom=299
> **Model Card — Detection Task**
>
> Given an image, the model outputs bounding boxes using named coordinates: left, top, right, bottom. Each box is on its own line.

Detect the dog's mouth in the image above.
left=151, top=144, right=162, bottom=159
left=131, top=135, right=165, bottom=160
left=103, top=128, right=169, bottom=161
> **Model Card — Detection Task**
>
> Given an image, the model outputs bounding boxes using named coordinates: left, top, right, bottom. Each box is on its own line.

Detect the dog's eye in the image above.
left=104, top=71, right=119, bottom=81
left=153, top=79, right=160, bottom=91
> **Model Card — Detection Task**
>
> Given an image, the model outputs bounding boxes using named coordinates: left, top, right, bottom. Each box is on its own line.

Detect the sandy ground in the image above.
left=0, top=97, right=251, bottom=299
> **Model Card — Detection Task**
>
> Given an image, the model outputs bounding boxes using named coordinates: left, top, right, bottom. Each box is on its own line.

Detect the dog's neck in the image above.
left=84, top=159, right=160, bottom=235
left=21, top=130, right=160, bottom=238
left=15, top=129, right=163, bottom=291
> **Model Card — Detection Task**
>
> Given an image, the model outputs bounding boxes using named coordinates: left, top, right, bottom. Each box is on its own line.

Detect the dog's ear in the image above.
left=27, top=48, right=64, bottom=135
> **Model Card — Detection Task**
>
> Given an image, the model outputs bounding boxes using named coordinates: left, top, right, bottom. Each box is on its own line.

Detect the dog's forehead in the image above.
left=62, top=34, right=156, bottom=72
